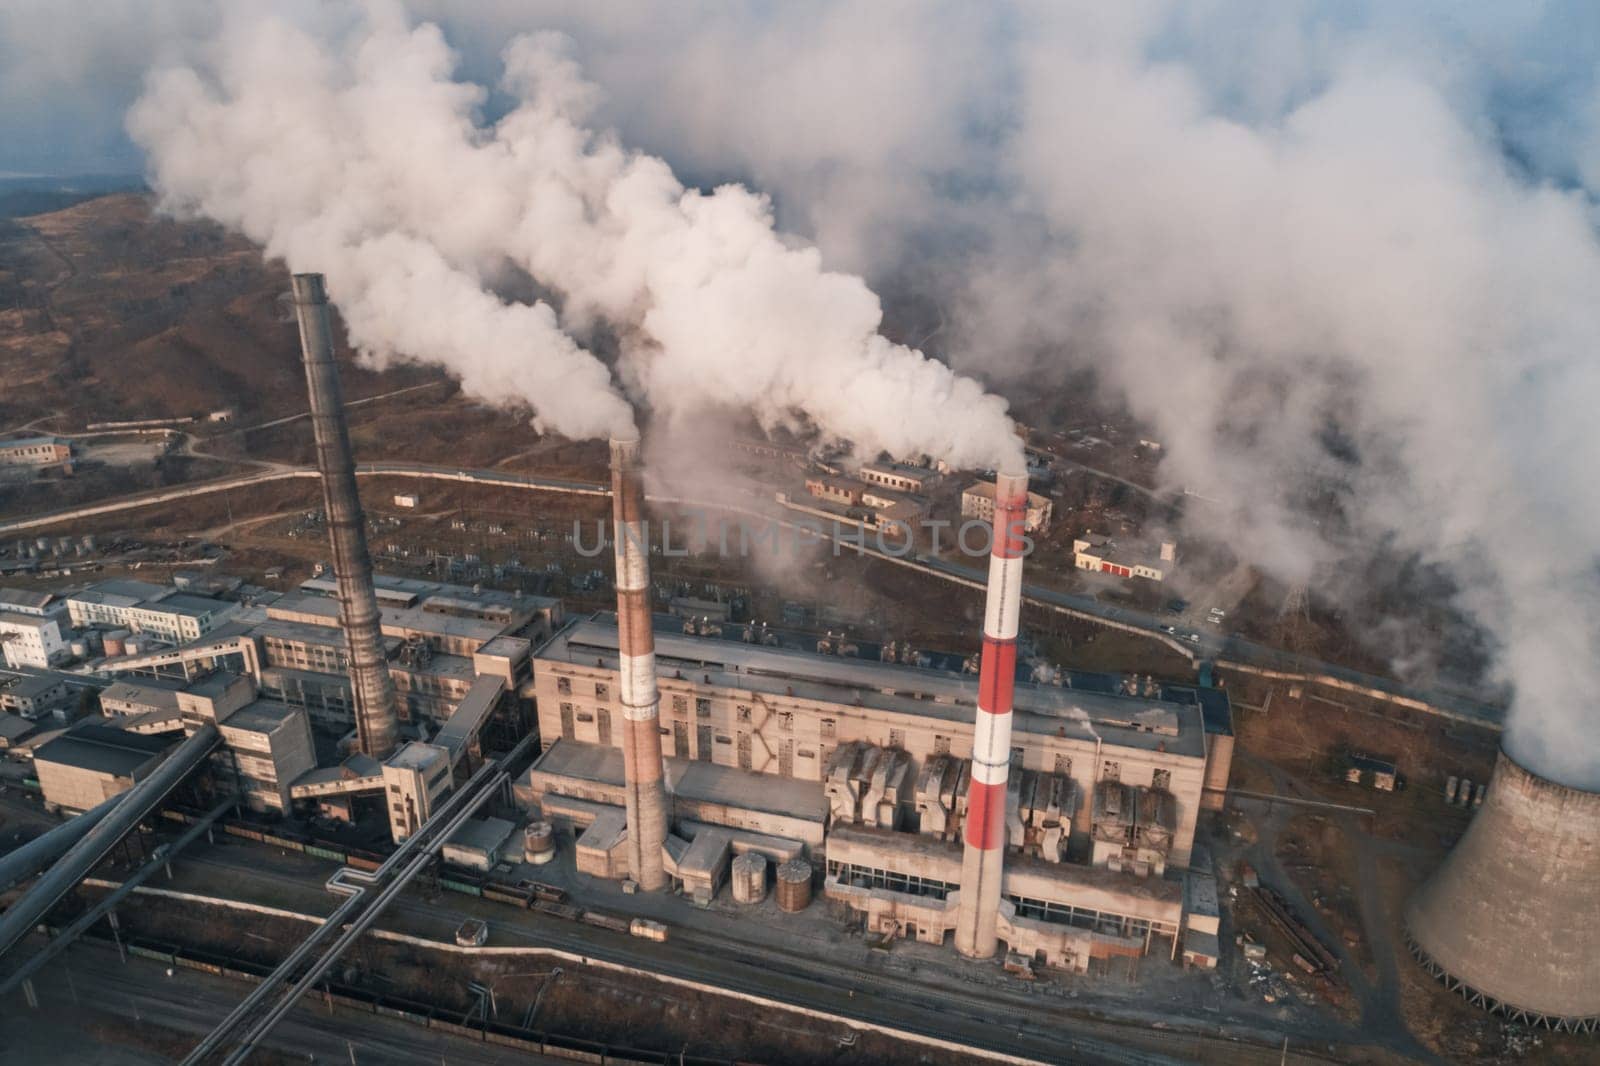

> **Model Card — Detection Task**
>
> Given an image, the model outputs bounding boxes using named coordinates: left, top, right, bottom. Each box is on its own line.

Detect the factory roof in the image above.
left=33, top=722, right=172, bottom=778
left=859, top=461, right=937, bottom=480
left=151, top=593, right=233, bottom=618
left=387, top=740, right=447, bottom=772
left=446, top=816, right=516, bottom=855
left=0, top=435, right=67, bottom=450
left=0, top=610, right=55, bottom=629
left=0, top=668, right=68, bottom=700
left=101, top=680, right=183, bottom=713
left=531, top=739, right=829, bottom=824
left=0, top=713, right=37, bottom=744
left=300, top=573, right=558, bottom=614
left=542, top=618, right=1207, bottom=758
left=221, top=700, right=302, bottom=734
left=68, top=579, right=171, bottom=608
left=477, top=635, right=531, bottom=659
left=186, top=671, right=243, bottom=699
left=0, top=588, right=54, bottom=611
left=961, top=481, right=1052, bottom=507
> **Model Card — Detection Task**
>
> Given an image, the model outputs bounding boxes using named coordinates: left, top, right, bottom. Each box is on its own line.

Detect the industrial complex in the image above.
left=0, top=269, right=1590, bottom=1066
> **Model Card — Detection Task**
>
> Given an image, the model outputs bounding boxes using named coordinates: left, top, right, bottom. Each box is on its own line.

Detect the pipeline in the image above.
left=0, top=792, right=122, bottom=894
left=0, top=724, right=220, bottom=962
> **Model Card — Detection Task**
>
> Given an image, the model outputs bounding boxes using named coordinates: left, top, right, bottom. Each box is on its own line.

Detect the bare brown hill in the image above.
left=0, top=192, right=445, bottom=429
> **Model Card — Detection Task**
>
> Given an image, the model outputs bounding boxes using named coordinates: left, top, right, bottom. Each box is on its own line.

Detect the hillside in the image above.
left=0, top=193, right=446, bottom=430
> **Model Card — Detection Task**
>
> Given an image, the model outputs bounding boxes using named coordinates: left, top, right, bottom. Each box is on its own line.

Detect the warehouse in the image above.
left=32, top=723, right=175, bottom=813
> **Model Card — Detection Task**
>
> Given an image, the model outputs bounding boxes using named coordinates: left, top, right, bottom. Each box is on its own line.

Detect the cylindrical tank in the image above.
left=730, top=852, right=768, bottom=904
left=775, top=858, right=813, bottom=913
left=1445, top=775, right=1460, bottom=805
left=1472, top=783, right=1486, bottom=809
left=524, top=821, right=555, bottom=865
left=1406, top=749, right=1600, bottom=1029
left=1457, top=778, right=1472, bottom=808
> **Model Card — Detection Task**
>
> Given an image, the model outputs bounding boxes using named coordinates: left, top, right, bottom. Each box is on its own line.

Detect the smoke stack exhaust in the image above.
left=955, top=469, right=1029, bottom=959
left=611, top=435, right=669, bottom=890
left=292, top=273, right=400, bottom=760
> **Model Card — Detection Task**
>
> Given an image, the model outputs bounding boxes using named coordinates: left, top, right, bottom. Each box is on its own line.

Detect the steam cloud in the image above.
left=13, top=2, right=1596, bottom=785
left=125, top=5, right=1023, bottom=472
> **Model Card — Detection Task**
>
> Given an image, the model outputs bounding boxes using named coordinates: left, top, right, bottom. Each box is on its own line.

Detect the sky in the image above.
left=8, top=1, right=1600, bottom=787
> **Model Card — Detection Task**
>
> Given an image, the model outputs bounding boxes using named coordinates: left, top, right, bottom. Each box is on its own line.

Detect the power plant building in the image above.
left=521, top=614, right=1230, bottom=969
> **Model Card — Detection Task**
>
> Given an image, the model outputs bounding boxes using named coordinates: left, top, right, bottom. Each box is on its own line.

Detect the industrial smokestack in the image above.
left=611, top=435, right=669, bottom=891
left=1405, top=749, right=1600, bottom=1031
left=955, top=469, right=1029, bottom=959
left=292, top=273, right=400, bottom=761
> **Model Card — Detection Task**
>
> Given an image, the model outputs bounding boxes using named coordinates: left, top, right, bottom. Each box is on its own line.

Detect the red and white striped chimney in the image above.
left=611, top=436, right=669, bottom=891
left=955, top=469, right=1029, bottom=959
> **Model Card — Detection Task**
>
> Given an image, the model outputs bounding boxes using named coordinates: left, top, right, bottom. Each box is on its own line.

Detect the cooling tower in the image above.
left=955, top=468, right=1029, bottom=959
left=292, top=273, right=401, bottom=760
left=1405, top=749, right=1600, bottom=1031
left=610, top=435, right=669, bottom=891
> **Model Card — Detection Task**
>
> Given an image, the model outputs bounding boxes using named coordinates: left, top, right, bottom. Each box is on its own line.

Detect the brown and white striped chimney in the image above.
left=955, top=468, right=1029, bottom=958
left=292, top=273, right=400, bottom=761
left=610, top=435, right=669, bottom=891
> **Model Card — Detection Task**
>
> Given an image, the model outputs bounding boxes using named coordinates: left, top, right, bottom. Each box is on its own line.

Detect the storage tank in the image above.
left=1456, top=778, right=1472, bottom=808
left=103, top=630, right=128, bottom=658
left=1406, top=749, right=1600, bottom=1031
left=122, top=637, right=141, bottom=656
left=1445, top=775, right=1459, bottom=805
left=730, top=852, right=768, bottom=904
left=68, top=638, right=88, bottom=658
left=523, top=821, right=555, bottom=865
left=775, top=858, right=813, bottom=913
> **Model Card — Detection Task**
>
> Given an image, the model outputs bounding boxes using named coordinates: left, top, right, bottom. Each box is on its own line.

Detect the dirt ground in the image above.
left=75, top=890, right=979, bottom=1066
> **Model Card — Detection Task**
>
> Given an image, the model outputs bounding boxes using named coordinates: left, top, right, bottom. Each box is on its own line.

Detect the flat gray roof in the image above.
left=0, top=588, right=54, bottom=611
left=532, top=739, right=828, bottom=823
left=447, top=816, right=516, bottom=854
left=101, top=681, right=183, bottom=713
left=541, top=618, right=1206, bottom=758
left=223, top=700, right=302, bottom=733
left=34, top=723, right=172, bottom=777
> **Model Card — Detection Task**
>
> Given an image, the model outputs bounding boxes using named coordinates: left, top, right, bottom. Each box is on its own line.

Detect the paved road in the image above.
left=2, top=939, right=562, bottom=1065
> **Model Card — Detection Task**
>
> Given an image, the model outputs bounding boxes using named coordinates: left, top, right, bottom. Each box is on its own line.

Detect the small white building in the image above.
left=0, top=436, right=72, bottom=469
left=961, top=481, right=1054, bottom=533
left=393, top=493, right=420, bottom=509
left=1072, top=534, right=1174, bottom=582
left=66, top=581, right=237, bottom=645
left=0, top=613, right=68, bottom=669
left=0, top=588, right=70, bottom=669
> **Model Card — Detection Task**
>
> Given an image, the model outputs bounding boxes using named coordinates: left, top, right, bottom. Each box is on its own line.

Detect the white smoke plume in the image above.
left=126, top=3, right=1023, bottom=472
left=10, top=1, right=1595, bottom=785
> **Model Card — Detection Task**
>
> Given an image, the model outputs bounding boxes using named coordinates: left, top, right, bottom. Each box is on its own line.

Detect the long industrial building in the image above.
left=520, top=613, right=1232, bottom=970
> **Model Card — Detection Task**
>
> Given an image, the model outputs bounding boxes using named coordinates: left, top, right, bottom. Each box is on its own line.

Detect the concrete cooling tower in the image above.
left=1405, top=749, right=1600, bottom=1032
